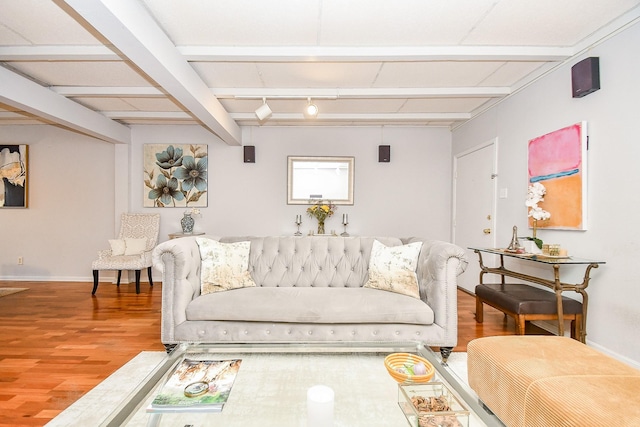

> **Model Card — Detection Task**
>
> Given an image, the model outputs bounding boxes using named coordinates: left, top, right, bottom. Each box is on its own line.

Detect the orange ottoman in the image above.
left=467, top=336, right=640, bottom=427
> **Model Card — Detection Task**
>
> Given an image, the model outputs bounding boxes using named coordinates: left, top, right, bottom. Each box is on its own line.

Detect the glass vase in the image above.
left=317, top=220, right=325, bottom=235
left=181, top=213, right=195, bottom=234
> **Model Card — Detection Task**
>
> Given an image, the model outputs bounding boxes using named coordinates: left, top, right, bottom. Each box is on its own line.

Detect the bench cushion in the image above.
left=476, top=283, right=582, bottom=314
left=468, top=336, right=640, bottom=427
left=186, top=287, right=435, bottom=325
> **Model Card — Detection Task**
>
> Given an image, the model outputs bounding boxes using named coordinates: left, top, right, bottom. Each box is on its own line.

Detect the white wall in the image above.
left=453, top=22, right=640, bottom=365
left=0, top=124, right=453, bottom=281
left=0, top=125, right=115, bottom=280
left=129, top=125, right=453, bottom=242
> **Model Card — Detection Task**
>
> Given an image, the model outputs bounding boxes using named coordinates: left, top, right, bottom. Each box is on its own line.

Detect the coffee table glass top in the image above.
left=100, top=342, right=504, bottom=427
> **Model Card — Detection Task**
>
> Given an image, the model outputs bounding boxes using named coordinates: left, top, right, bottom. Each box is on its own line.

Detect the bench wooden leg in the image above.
left=475, top=296, right=484, bottom=323
left=516, top=315, right=526, bottom=335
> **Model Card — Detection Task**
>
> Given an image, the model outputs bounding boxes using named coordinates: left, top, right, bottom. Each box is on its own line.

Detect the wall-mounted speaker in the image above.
left=572, top=57, right=600, bottom=98
left=243, top=145, right=255, bottom=163
left=378, top=145, right=390, bottom=162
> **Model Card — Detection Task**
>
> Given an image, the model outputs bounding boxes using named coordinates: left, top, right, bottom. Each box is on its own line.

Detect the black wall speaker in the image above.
left=243, top=145, right=255, bottom=163
left=378, top=145, right=390, bottom=162
left=572, top=57, right=600, bottom=98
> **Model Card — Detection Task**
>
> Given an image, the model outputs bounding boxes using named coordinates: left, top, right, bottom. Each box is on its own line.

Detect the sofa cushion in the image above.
left=186, top=287, right=434, bottom=325
left=363, top=240, right=423, bottom=298
left=196, top=238, right=256, bottom=295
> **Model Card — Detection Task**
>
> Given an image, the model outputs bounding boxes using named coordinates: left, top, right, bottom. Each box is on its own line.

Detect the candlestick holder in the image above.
left=294, top=216, right=302, bottom=236
left=340, top=219, right=349, bottom=237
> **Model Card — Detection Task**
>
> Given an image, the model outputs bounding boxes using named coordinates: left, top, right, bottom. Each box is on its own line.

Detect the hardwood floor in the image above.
left=0, top=281, right=546, bottom=426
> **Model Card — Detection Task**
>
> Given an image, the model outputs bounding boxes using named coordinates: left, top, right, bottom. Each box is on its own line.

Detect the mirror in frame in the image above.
left=287, top=156, right=354, bottom=205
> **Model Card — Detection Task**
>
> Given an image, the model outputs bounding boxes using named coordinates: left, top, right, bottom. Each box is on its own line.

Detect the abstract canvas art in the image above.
left=0, top=144, right=28, bottom=208
left=528, top=122, right=587, bottom=230
left=144, top=144, right=208, bottom=208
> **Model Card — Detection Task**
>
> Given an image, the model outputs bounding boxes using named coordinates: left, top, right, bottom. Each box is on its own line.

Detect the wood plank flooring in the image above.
left=0, top=280, right=546, bottom=427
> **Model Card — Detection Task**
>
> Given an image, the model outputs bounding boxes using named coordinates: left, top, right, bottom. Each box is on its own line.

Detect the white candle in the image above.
left=307, top=385, right=334, bottom=427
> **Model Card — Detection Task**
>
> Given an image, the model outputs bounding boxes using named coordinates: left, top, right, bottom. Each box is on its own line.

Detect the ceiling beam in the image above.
left=0, top=44, right=572, bottom=62
left=0, top=66, right=131, bottom=144
left=55, top=0, right=242, bottom=146
left=50, top=86, right=510, bottom=99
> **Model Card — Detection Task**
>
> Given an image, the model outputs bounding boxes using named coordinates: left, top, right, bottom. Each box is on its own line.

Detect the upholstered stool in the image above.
left=475, top=283, right=583, bottom=338
left=467, top=336, right=640, bottom=427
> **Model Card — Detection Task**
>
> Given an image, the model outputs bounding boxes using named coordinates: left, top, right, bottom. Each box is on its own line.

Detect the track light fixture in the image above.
left=255, top=97, right=272, bottom=121
left=305, top=97, right=318, bottom=118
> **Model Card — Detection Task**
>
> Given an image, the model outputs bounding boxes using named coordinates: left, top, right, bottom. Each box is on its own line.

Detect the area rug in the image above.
left=0, top=287, right=27, bottom=298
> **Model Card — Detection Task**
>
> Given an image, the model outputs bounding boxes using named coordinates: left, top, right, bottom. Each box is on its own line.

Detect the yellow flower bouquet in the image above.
left=307, top=201, right=336, bottom=234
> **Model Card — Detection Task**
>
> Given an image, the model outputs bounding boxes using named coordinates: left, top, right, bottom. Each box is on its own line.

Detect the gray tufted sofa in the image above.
left=152, top=235, right=467, bottom=359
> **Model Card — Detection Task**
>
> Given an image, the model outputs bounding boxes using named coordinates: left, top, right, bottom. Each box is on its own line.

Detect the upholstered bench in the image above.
left=475, top=283, right=583, bottom=339
left=467, top=336, right=640, bottom=427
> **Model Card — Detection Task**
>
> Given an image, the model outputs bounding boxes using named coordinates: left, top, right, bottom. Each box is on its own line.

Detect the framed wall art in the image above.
left=527, top=122, right=587, bottom=230
left=144, top=144, right=208, bottom=208
left=0, top=144, right=28, bottom=208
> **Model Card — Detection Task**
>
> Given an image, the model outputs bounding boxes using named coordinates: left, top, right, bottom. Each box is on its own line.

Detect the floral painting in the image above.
left=0, top=144, right=28, bottom=208
left=527, top=122, right=587, bottom=230
left=144, top=144, right=207, bottom=208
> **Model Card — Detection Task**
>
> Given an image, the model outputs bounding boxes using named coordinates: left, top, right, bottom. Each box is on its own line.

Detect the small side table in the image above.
left=168, top=232, right=205, bottom=239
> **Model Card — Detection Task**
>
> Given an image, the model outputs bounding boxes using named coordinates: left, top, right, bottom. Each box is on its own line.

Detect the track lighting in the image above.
left=255, top=97, right=272, bottom=121
left=305, top=97, right=318, bottom=118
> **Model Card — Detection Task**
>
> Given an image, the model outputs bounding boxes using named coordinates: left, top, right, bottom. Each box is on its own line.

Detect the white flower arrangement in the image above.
left=524, top=182, right=550, bottom=249
left=526, top=182, right=551, bottom=221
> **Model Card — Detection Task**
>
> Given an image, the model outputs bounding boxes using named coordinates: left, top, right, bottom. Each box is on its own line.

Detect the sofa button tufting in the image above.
left=395, top=331, right=400, bottom=335
left=330, top=330, right=335, bottom=334
left=308, top=331, right=313, bottom=335
left=266, top=330, right=271, bottom=334
left=373, top=331, right=378, bottom=335
left=222, top=330, right=228, bottom=335
left=415, top=331, right=421, bottom=336
left=244, top=330, right=249, bottom=334
left=351, top=331, right=356, bottom=335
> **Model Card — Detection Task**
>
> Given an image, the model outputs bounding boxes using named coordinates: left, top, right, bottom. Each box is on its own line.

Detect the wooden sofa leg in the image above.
left=116, top=270, right=122, bottom=287
left=475, top=296, right=484, bottom=323
left=148, top=266, right=154, bottom=287
left=92, top=270, right=99, bottom=295
left=135, top=270, right=141, bottom=294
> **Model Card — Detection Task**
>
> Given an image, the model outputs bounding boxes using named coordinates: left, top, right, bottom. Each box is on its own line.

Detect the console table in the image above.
left=470, top=248, right=605, bottom=343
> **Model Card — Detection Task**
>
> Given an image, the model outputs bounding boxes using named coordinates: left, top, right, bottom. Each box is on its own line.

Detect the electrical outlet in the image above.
left=17, top=257, right=23, bottom=265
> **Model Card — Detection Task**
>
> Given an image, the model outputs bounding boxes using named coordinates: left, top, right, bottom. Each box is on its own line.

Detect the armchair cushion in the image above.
left=108, top=239, right=126, bottom=256
left=124, top=237, right=147, bottom=255
left=197, top=238, right=256, bottom=295
left=364, top=240, right=423, bottom=299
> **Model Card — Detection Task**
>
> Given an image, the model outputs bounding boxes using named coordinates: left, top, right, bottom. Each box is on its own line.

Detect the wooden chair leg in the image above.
left=148, top=266, right=154, bottom=287
left=475, top=296, right=484, bottom=323
left=92, top=270, right=99, bottom=295
left=116, top=270, right=122, bottom=287
left=135, top=270, right=141, bottom=294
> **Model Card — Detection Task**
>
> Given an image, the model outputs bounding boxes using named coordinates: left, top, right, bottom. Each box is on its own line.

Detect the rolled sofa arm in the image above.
left=152, top=235, right=219, bottom=343
left=403, top=238, right=468, bottom=343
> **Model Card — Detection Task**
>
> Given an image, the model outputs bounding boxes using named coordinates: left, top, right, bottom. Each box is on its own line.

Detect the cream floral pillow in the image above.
left=196, top=238, right=256, bottom=295
left=364, top=240, right=423, bottom=299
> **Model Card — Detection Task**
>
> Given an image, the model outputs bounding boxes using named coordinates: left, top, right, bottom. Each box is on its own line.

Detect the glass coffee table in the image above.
left=97, top=342, right=504, bottom=427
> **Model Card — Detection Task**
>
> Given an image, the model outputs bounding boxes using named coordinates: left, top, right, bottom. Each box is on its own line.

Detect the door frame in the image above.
left=451, top=138, right=499, bottom=248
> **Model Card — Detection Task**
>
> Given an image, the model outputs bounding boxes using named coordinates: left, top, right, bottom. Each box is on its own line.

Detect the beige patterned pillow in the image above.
left=364, top=240, right=423, bottom=299
left=196, top=238, right=257, bottom=295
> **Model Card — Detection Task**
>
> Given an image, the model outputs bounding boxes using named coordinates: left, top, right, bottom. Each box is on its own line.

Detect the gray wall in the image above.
left=452, top=21, right=640, bottom=366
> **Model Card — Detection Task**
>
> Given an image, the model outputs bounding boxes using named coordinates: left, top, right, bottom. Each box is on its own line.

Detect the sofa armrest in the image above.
left=404, top=238, right=468, bottom=345
left=152, top=235, right=219, bottom=343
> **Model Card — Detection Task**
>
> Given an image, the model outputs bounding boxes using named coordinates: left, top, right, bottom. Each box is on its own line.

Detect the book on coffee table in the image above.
left=149, top=358, right=242, bottom=413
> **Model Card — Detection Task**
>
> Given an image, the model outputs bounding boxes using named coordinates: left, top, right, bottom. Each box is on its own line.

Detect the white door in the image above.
left=453, top=140, right=497, bottom=293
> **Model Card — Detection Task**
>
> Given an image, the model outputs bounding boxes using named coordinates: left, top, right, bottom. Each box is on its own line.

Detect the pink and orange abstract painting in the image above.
left=528, top=122, right=587, bottom=230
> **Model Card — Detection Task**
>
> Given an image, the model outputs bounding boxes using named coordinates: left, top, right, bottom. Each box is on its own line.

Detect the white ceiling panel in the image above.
left=0, top=0, right=101, bottom=45
left=0, top=0, right=638, bottom=138
left=257, top=62, right=383, bottom=88
left=8, top=61, right=153, bottom=86
left=374, top=62, right=506, bottom=88
left=142, top=0, right=321, bottom=46
left=466, top=0, right=640, bottom=46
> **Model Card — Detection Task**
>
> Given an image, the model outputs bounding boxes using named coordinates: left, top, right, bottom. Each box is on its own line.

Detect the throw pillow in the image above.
left=364, top=239, right=423, bottom=299
left=196, top=238, right=257, bottom=295
left=124, top=237, right=147, bottom=255
left=108, top=239, right=126, bottom=256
